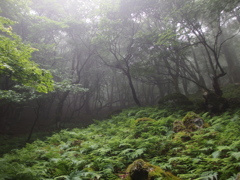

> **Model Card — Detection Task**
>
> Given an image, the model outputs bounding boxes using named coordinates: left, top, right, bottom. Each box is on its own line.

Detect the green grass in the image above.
left=0, top=107, right=240, bottom=179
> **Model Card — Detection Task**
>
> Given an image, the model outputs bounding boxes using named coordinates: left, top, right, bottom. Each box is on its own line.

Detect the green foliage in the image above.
left=54, top=79, right=88, bottom=93
left=0, top=107, right=239, bottom=179
left=0, top=16, right=54, bottom=97
left=222, top=84, right=240, bottom=109
left=158, top=93, right=193, bottom=110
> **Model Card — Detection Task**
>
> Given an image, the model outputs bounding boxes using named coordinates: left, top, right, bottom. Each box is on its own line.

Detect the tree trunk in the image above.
left=27, top=101, right=40, bottom=142
left=212, top=77, right=223, bottom=96
left=126, top=73, right=141, bottom=106
left=221, top=38, right=240, bottom=83
left=55, top=91, right=69, bottom=129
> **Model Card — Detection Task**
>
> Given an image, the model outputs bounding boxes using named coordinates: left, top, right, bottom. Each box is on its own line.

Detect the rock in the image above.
left=173, top=112, right=206, bottom=142
left=173, top=120, right=185, bottom=133
left=182, top=112, right=204, bottom=132
left=173, top=131, right=191, bottom=142
left=124, top=159, right=181, bottom=180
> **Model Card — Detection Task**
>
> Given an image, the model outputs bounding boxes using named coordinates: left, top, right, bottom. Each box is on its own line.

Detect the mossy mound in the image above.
left=182, top=112, right=204, bottom=130
left=173, top=131, right=191, bottom=142
left=125, top=159, right=181, bottom=180
left=173, top=120, right=185, bottom=133
left=158, top=93, right=193, bottom=110
left=134, top=118, right=156, bottom=138
left=173, top=112, right=204, bottom=133
left=135, top=117, right=156, bottom=124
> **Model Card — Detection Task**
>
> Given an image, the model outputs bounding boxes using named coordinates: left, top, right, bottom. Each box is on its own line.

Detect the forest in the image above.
left=0, top=0, right=240, bottom=179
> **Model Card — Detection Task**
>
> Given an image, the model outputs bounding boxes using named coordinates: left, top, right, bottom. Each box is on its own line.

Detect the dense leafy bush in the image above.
left=0, top=107, right=239, bottom=179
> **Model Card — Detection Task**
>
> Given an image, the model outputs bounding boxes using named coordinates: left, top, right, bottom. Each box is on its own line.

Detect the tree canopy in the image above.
left=0, top=0, right=240, bottom=135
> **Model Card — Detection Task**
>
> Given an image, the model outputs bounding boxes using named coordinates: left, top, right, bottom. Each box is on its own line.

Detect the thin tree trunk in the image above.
left=27, top=101, right=40, bottom=142
left=55, top=91, right=69, bottom=129
left=126, top=73, right=141, bottom=106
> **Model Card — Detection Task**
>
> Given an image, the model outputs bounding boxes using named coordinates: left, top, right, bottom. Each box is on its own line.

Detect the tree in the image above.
left=0, top=16, right=54, bottom=96
left=94, top=2, right=143, bottom=106
left=172, top=0, right=240, bottom=96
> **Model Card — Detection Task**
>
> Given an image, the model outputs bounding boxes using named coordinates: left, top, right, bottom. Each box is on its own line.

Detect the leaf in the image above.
left=54, top=175, right=70, bottom=180
left=196, top=171, right=218, bottom=180
left=230, top=152, right=240, bottom=160
left=0, top=16, right=54, bottom=95
left=212, top=151, right=221, bottom=159
left=130, top=148, right=146, bottom=159
left=217, top=146, right=231, bottom=151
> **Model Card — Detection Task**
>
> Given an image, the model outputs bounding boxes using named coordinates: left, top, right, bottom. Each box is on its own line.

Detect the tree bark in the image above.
left=126, top=73, right=141, bottom=106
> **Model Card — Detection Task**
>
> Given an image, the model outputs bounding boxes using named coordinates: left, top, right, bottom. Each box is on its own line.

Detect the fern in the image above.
left=196, top=171, right=218, bottom=180
left=212, top=151, right=221, bottom=158
left=130, top=148, right=146, bottom=159
left=69, top=170, right=102, bottom=180
left=1, top=107, right=240, bottom=179
left=230, top=152, right=240, bottom=160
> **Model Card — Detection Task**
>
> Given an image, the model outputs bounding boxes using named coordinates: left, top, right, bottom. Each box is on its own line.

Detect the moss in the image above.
left=173, top=120, right=186, bottom=133
left=135, top=117, right=156, bottom=124
left=173, top=131, right=191, bottom=142
left=182, top=112, right=200, bottom=123
left=173, top=112, right=203, bottom=133
left=203, top=122, right=210, bottom=128
left=182, top=112, right=203, bottom=132
left=125, top=159, right=181, bottom=180
left=134, top=118, right=156, bottom=138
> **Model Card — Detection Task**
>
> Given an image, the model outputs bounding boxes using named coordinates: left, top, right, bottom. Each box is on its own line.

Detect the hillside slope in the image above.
left=0, top=107, right=240, bottom=180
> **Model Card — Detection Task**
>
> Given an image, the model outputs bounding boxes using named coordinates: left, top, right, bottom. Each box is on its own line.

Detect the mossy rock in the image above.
left=173, top=112, right=205, bottom=137
left=124, top=159, right=181, bottom=180
left=173, top=131, right=191, bottom=142
left=158, top=93, right=193, bottom=109
left=182, top=112, right=204, bottom=132
left=173, top=120, right=186, bottom=133
left=134, top=118, right=156, bottom=138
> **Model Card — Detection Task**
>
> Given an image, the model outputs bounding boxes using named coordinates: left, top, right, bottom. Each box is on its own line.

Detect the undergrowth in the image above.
left=0, top=107, right=240, bottom=180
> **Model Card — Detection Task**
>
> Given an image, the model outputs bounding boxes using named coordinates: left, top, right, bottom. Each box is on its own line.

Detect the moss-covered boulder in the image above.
left=182, top=112, right=204, bottom=131
left=158, top=93, right=193, bottom=109
left=134, top=118, right=156, bottom=138
left=173, top=112, right=205, bottom=140
left=173, top=120, right=185, bottom=133
left=124, top=159, right=181, bottom=180
left=173, top=131, right=191, bottom=142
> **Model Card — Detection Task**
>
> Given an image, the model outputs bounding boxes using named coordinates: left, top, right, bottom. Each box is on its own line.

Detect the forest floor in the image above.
left=0, top=84, right=240, bottom=179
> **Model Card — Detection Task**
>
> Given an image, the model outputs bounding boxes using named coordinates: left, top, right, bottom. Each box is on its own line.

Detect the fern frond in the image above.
left=230, top=152, right=240, bottom=160
left=196, top=171, right=218, bottom=180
